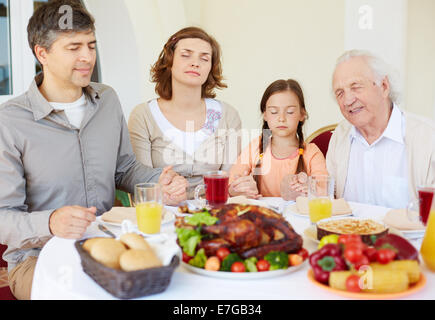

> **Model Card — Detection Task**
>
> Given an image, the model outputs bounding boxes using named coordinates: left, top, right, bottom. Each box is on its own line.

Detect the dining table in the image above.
left=30, top=198, right=435, bottom=300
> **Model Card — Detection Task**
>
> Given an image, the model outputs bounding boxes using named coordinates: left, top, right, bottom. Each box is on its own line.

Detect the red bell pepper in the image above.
left=309, top=244, right=347, bottom=284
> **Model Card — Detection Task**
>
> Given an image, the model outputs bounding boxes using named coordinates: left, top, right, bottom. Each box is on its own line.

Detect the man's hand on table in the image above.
left=49, top=206, right=96, bottom=239
left=159, top=166, right=189, bottom=206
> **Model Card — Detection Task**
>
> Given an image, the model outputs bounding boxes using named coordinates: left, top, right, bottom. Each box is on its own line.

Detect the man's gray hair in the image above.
left=335, top=50, right=401, bottom=104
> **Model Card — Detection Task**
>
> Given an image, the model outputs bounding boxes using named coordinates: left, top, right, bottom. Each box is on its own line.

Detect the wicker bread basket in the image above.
left=75, top=238, right=179, bottom=299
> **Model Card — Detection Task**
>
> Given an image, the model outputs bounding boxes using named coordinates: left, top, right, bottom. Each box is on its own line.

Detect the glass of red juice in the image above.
left=194, top=171, right=229, bottom=207
left=418, top=186, right=435, bottom=225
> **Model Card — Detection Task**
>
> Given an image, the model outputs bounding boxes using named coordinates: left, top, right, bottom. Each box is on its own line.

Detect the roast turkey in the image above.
left=175, top=203, right=303, bottom=259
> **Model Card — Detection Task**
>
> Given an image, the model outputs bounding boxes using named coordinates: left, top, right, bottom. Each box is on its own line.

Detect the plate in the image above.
left=98, top=208, right=175, bottom=227
left=181, top=260, right=307, bottom=280
left=307, top=269, right=426, bottom=299
left=285, top=204, right=353, bottom=218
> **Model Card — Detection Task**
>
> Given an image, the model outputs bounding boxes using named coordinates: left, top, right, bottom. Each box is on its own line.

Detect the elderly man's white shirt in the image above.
left=343, top=104, right=409, bottom=209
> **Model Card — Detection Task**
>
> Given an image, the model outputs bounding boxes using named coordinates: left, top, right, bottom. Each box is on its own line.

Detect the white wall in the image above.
left=83, top=0, right=146, bottom=119
left=344, top=0, right=407, bottom=107
left=198, top=0, right=346, bottom=138
left=406, top=0, right=435, bottom=120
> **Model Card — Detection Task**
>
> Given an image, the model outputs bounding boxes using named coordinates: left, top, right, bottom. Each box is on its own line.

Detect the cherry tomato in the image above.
left=364, top=247, right=378, bottom=262
left=346, top=241, right=368, bottom=253
left=344, top=246, right=364, bottom=264
left=182, top=252, right=192, bottom=263
left=346, top=275, right=361, bottom=292
left=231, top=261, right=246, bottom=273
left=256, top=259, right=270, bottom=272
left=376, top=249, right=397, bottom=264
left=289, top=254, right=303, bottom=266
left=297, top=248, right=309, bottom=261
left=338, top=234, right=362, bottom=246
left=353, top=255, right=370, bottom=271
left=216, top=247, right=231, bottom=261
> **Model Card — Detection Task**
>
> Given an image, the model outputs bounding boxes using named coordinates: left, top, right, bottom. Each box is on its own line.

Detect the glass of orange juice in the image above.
left=308, top=175, right=334, bottom=224
left=134, top=183, right=163, bottom=234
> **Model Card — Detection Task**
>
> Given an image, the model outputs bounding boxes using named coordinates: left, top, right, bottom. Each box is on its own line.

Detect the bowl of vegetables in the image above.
left=175, top=204, right=309, bottom=279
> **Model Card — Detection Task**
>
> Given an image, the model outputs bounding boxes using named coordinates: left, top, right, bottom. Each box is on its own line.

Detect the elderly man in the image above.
left=327, top=50, right=435, bottom=209
left=0, top=1, right=187, bottom=299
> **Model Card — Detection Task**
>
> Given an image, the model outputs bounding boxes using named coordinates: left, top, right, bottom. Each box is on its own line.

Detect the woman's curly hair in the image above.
left=150, top=27, right=227, bottom=100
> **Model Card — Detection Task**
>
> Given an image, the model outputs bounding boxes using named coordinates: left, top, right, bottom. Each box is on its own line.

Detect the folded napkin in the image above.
left=119, top=220, right=179, bottom=266
left=383, top=208, right=425, bottom=231
left=295, top=196, right=352, bottom=216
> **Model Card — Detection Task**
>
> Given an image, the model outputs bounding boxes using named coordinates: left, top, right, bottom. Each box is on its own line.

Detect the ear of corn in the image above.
left=362, top=269, right=409, bottom=293
left=370, top=260, right=421, bottom=284
left=329, top=271, right=353, bottom=290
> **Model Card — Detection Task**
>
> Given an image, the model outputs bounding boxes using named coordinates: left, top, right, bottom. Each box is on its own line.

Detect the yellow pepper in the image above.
left=318, top=234, right=339, bottom=249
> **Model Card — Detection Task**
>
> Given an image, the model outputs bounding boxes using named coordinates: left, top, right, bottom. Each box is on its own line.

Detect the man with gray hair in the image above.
left=327, top=50, right=435, bottom=209
left=0, top=0, right=187, bottom=299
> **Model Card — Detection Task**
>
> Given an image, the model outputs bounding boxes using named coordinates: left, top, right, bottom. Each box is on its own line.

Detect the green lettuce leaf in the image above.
left=175, top=228, right=202, bottom=257
left=185, top=211, right=218, bottom=226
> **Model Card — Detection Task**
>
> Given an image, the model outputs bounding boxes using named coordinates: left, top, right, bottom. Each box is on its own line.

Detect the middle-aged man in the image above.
left=327, top=50, right=435, bottom=209
left=0, top=1, right=187, bottom=300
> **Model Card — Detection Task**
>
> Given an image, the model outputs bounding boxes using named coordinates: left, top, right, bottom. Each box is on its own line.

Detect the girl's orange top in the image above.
left=229, top=136, right=328, bottom=197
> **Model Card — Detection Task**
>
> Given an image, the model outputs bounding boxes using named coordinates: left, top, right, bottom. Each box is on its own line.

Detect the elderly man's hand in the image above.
left=159, top=166, right=188, bottom=205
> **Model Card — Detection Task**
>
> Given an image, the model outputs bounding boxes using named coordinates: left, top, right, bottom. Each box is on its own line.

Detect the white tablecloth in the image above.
left=31, top=199, right=435, bottom=300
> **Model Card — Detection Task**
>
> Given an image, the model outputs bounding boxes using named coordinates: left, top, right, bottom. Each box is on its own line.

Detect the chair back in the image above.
left=0, top=244, right=7, bottom=268
left=305, top=124, right=337, bottom=157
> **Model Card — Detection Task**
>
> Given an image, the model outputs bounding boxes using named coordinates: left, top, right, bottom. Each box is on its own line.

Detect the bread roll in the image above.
left=83, top=237, right=106, bottom=253
left=90, top=238, right=127, bottom=269
left=119, top=249, right=162, bottom=272
left=120, top=233, right=152, bottom=251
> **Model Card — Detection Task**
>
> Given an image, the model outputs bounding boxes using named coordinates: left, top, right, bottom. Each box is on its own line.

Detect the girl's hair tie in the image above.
left=298, top=148, right=304, bottom=156
left=259, top=153, right=264, bottom=160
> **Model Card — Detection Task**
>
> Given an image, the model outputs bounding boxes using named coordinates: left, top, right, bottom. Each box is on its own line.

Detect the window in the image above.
left=0, top=0, right=12, bottom=96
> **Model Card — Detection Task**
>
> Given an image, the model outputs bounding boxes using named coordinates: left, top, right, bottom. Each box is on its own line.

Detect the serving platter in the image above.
left=181, top=260, right=307, bottom=280
left=307, top=269, right=426, bottom=299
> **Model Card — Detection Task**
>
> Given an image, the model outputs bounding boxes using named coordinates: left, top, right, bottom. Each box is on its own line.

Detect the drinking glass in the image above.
left=417, top=186, right=435, bottom=225
left=308, top=175, right=334, bottom=223
left=194, top=171, right=229, bottom=207
left=421, top=188, right=435, bottom=271
left=134, top=183, right=163, bottom=234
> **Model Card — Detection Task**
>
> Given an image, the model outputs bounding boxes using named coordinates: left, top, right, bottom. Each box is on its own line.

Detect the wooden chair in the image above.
left=305, top=124, right=338, bottom=157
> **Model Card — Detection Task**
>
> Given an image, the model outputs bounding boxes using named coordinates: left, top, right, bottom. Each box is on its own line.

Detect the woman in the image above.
left=128, top=27, right=241, bottom=198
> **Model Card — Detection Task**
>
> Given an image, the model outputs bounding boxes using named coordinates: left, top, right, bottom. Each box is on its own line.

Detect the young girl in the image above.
left=229, top=79, right=328, bottom=200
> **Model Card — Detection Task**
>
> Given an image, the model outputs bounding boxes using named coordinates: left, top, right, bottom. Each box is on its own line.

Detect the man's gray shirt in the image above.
left=0, top=74, right=162, bottom=270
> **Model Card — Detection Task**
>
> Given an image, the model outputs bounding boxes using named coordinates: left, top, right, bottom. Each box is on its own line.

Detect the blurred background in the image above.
left=1, top=0, right=434, bottom=141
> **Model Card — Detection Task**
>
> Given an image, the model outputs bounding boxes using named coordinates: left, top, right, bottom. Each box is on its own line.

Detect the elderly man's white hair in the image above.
left=335, top=50, right=401, bottom=104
